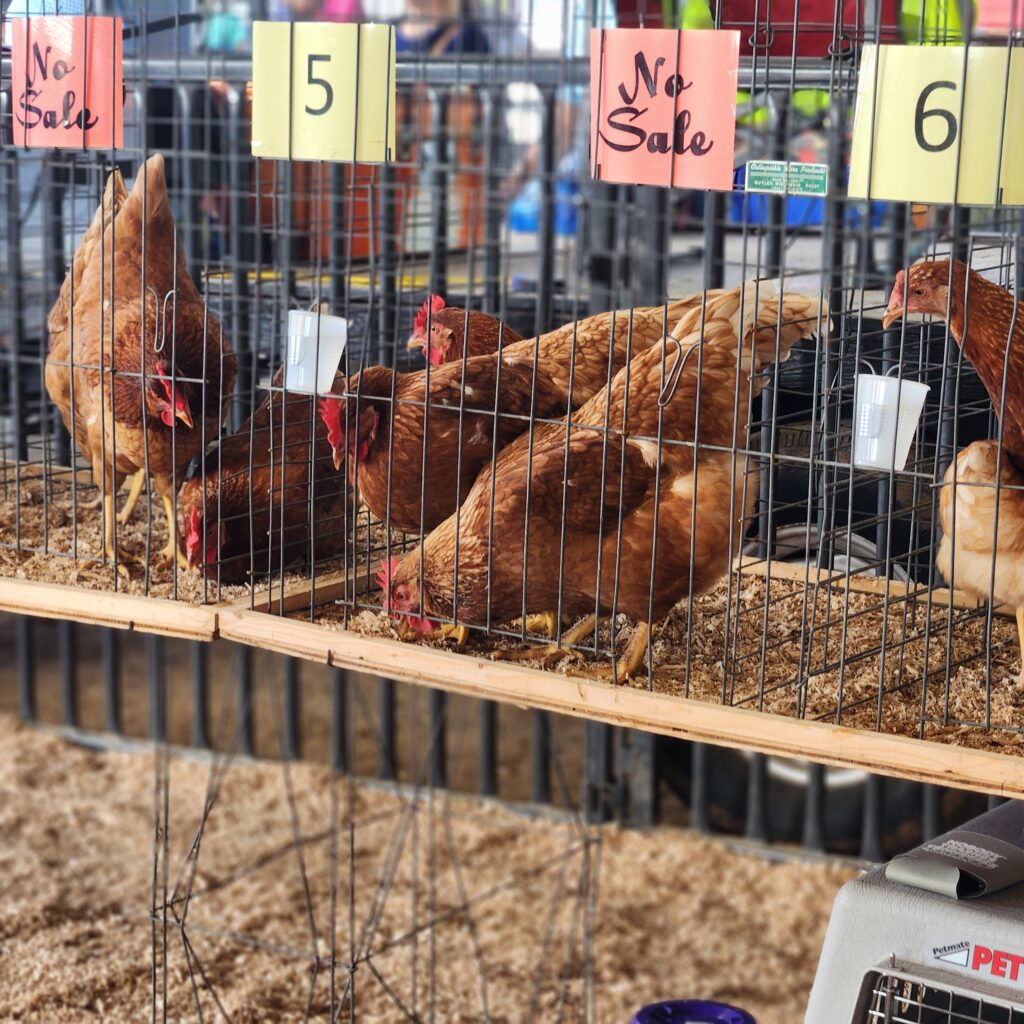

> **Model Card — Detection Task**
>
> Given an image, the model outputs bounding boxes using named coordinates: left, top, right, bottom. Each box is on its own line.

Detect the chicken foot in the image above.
left=491, top=614, right=598, bottom=668
left=509, top=612, right=565, bottom=639
left=116, top=471, right=146, bottom=525
left=574, top=622, right=658, bottom=684
left=88, top=492, right=137, bottom=578
left=155, top=494, right=191, bottom=572
left=1017, top=608, right=1024, bottom=684
left=399, top=619, right=469, bottom=650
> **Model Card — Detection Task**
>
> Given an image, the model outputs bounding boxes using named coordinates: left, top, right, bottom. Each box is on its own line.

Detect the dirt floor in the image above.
left=0, top=713, right=856, bottom=1023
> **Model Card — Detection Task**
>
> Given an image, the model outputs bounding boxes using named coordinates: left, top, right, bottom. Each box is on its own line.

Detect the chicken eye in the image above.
left=913, top=287, right=924, bottom=297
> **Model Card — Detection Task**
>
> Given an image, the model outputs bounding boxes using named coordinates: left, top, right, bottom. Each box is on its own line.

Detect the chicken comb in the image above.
left=185, top=506, right=202, bottom=549
left=375, top=555, right=402, bottom=592
left=413, top=294, right=446, bottom=339
left=376, top=556, right=403, bottom=612
left=317, top=396, right=343, bottom=447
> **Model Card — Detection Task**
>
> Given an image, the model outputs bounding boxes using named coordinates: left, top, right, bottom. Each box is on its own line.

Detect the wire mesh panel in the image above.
left=861, top=972, right=1024, bottom=1024
left=1, top=0, right=1023, bottom=843
left=7, top=2, right=1024, bottom=1021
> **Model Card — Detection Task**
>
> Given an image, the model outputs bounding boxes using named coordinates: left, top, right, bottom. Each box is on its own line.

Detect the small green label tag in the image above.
left=746, top=159, right=789, bottom=194
left=787, top=162, right=828, bottom=196
left=746, top=160, right=829, bottom=196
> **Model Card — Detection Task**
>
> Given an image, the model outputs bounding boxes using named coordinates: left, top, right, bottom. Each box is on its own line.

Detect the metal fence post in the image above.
left=745, top=752, right=770, bottom=842
left=190, top=641, right=209, bottom=750
left=378, top=678, right=396, bottom=781
left=15, top=616, right=35, bottom=722
left=479, top=700, right=498, bottom=797
left=330, top=666, right=350, bottom=775
left=282, top=656, right=300, bottom=762
left=102, top=628, right=121, bottom=736
left=58, top=619, right=77, bottom=729
left=235, top=644, right=253, bottom=756
left=428, top=689, right=446, bottom=789
left=584, top=720, right=613, bottom=824
left=147, top=634, right=166, bottom=743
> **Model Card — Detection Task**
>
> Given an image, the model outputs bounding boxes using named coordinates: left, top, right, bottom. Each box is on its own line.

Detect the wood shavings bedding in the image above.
left=0, top=479, right=406, bottom=604
left=306, top=573, right=1024, bottom=758
left=0, top=713, right=854, bottom=1022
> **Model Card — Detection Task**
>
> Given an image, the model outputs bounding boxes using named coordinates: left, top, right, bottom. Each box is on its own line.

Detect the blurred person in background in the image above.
left=395, top=1, right=491, bottom=249
left=267, top=0, right=363, bottom=18
left=395, top=0, right=491, bottom=55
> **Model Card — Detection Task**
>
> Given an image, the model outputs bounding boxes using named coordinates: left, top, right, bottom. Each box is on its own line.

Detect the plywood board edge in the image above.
left=0, top=578, right=217, bottom=640
left=218, top=608, right=1024, bottom=799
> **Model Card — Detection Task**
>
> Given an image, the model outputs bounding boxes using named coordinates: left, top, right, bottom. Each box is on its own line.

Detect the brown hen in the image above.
left=884, top=259, right=1024, bottom=676
left=378, top=285, right=828, bottom=679
left=45, top=154, right=236, bottom=573
left=406, top=294, right=525, bottom=365
left=320, top=295, right=719, bottom=535
left=178, top=367, right=343, bottom=583
left=883, top=259, right=1024, bottom=470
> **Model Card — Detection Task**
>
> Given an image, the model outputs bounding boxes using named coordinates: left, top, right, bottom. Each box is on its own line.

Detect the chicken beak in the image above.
left=406, top=335, right=424, bottom=352
left=882, top=300, right=903, bottom=331
left=332, top=444, right=344, bottom=472
left=175, top=405, right=194, bottom=430
left=397, top=617, right=411, bottom=639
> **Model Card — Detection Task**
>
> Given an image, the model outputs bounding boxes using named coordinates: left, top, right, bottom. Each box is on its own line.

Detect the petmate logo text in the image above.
left=933, top=941, right=971, bottom=967
left=932, top=941, right=1024, bottom=982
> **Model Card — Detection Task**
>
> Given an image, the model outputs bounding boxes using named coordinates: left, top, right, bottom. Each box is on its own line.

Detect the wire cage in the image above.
left=6, top=1, right=1024, bottom=1020
left=2, top=1, right=1024, bottom=799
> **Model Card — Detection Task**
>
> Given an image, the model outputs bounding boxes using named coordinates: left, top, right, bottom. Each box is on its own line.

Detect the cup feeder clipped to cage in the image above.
left=283, top=307, right=348, bottom=395
left=852, top=365, right=930, bottom=473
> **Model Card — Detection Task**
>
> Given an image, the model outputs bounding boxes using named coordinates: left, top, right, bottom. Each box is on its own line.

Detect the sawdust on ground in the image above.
left=0, top=714, right=855, bottom=1023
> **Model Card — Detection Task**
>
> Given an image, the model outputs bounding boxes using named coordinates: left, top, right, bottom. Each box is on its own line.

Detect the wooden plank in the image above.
left=0, top=577, right=217, bottom=641
left=735, top=557, right=1013, bottom=617
left=221, top=562, right=371, bottom=615
left=218, top=607, right=1024, bottom=800
left=1, top=460, right=96, bottom=487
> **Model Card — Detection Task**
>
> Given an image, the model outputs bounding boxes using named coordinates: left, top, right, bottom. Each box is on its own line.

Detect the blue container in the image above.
left=507, top=178, right=579, bottom=237
left=632, top=999, right=756, bottom=1024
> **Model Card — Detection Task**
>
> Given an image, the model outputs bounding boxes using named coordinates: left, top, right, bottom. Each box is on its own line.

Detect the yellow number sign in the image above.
left=251, top=22, right=396, bottom=163
left=849, top=45, right=1024, bottom=206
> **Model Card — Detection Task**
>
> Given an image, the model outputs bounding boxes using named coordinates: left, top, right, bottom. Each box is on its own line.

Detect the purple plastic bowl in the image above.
left=631, top=1000, right=756, bottom=1024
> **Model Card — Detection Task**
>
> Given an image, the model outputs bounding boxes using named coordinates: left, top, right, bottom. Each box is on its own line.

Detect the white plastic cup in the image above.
left=285, top=310, right=347, bottom=394
left=853, top=373, right=930, bottom=472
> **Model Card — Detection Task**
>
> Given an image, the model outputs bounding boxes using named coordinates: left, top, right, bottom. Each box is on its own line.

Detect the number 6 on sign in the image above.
left=849, top=45, right=1024, bottom=206
left=251, top=22, right=396, bottom=163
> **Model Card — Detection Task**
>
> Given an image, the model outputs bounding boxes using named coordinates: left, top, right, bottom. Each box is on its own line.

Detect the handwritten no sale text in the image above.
left=589, top=28, right=739, bottom=190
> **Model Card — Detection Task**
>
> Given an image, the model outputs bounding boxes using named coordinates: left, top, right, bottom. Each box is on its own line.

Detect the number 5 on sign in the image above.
left=251, top=22, right=396, bottom=163
left=849, top=45, right=1024, bottom=206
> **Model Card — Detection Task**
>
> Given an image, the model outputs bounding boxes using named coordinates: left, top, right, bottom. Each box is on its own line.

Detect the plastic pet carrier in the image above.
left=807, top=802, right=1024, bottom=1023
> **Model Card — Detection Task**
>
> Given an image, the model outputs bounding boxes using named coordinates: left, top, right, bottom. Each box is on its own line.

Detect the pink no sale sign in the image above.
left=589, top=28, right=739, bottom=191
left=11, top=16, right=123, bottom=150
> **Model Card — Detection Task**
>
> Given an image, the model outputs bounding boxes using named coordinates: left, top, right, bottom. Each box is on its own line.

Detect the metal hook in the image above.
left=145, top=286, right=161, bottom=352
left=156, top=288, right=175, bottom=354
left=658, top=335, right=701, bottom=407
left=823, top=358, right=877, bottom=398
